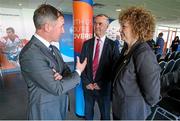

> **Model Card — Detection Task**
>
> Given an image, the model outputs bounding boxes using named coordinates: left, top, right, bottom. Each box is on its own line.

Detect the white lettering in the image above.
left=74, top=33, right=92, bottom=40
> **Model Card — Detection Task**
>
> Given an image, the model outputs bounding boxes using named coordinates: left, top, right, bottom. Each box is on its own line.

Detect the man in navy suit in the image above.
left=80, top=14, right=118, bottom=120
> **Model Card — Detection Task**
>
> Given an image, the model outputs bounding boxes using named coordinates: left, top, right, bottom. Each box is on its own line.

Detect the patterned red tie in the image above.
left=93, top=39, right=100, bottom=80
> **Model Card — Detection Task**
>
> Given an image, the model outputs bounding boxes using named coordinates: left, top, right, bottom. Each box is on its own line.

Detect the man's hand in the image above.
left=76, top=56, right=87, bottom=73
left=93, top=83, right=100, bottom=90
left=52, top=69, right=63, bottom=81
left=86, top=83, right=94, bottom=90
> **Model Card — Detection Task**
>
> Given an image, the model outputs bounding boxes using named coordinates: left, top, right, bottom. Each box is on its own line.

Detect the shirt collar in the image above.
left=95, top=35, right=106, bottom=43
left=34, top=33, right=50, bottom=48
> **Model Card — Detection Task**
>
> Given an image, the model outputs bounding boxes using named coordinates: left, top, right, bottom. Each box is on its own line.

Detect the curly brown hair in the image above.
left=119, top=6, right=155, bottom=41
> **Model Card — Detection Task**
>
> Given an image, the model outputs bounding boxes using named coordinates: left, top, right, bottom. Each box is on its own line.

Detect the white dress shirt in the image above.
left=34, top=33, right=50, bottom=48
left=93, top=35, right=106, bottom=61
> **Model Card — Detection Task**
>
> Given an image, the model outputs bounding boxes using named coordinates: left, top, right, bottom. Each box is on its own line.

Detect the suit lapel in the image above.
left=32, top=36, right=59, bottom=67
left=89, top=38, right=94, bottom=64
left=40, top=47, right=59, bottom=66
left=51, top=46, right=64, bottom=68
left=89, top=38, right=95, bottom=78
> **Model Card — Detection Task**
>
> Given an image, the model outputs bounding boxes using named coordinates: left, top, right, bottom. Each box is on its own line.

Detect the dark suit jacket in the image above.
left=80, top=37, right=118, bottom=96
left=19, top=36, right=80, bottom=120
left=112, top=42, right=161, bottom=120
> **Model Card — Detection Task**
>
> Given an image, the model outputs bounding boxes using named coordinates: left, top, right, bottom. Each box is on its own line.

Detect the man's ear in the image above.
left=44, top=22, right=52, bottom=32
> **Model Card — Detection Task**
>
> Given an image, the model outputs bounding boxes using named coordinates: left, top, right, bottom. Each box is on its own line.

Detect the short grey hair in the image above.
left=33, top=4, right=64, bottom=29
left=94, top=14, right=109, bottom=24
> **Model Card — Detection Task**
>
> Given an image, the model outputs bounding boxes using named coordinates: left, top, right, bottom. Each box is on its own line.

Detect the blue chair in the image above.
left=161, top=60, right=175, bottom=75
left=159, top=61, right=166, bottom=75
left=166, top=58, right=180, bottom=100
left=174, top=51, right=180, bottom=60
left=159, top=61, right=166, bottom=70
left=156, top=53, right=162, bottom=62
left=164, top=52, right=171, bottom=62
left=168, top=51, right=176, bottom=61
left=171, top=58, right=180, bottom=73
left=151, top=97, right=180, bottom=120
left=152, top=70, right=180, bottom=120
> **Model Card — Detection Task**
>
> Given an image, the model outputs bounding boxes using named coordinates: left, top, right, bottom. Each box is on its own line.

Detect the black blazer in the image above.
left=80, top=37, right=119, bottom=96
left=112, top=42, right=161, bottom=120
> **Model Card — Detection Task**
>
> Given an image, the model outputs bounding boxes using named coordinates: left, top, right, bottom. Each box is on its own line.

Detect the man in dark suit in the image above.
left=80, top=14, right=118, bottom=120
left=19, top=4, right=87, bottom=120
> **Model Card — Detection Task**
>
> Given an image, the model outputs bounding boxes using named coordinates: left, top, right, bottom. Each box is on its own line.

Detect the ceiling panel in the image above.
left=0, top=0, right=180, bottom=27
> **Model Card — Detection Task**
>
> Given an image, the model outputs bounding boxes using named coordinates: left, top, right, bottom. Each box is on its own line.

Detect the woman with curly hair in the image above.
left=112, top=6, right=161, bottom=120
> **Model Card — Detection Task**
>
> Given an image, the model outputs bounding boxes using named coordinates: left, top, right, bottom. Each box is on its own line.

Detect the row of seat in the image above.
left=160, top=58, right=180, bottom=75
left=151, top=58, right=180, bottom=120
left=156, top=51, right=180, bottom=62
